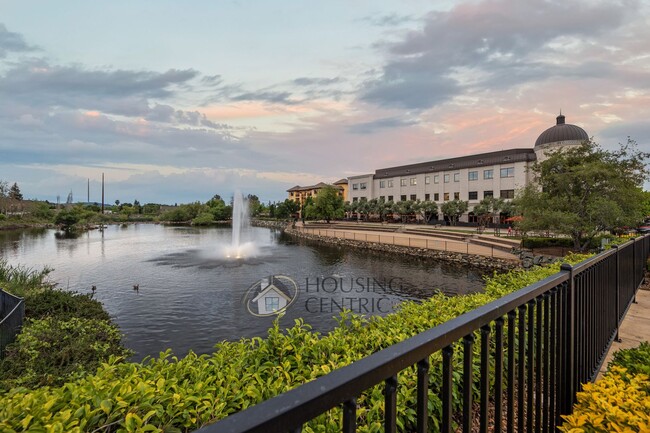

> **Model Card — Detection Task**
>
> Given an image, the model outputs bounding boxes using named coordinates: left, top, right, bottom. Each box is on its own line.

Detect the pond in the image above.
left=0, top=224, right=489, bottom=360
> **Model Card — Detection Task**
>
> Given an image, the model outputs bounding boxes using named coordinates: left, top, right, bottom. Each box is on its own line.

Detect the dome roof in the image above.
left=534, top=114, right=588, bottom=147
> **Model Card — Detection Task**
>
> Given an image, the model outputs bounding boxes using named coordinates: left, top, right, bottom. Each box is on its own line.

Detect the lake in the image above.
left=0, top=224, right=489, bottom=360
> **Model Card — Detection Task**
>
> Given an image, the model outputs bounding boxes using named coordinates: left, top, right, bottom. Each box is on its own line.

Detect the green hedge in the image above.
left=561, top=342, right=650, bottom=432
left=0, top=254, right=591, bottom=432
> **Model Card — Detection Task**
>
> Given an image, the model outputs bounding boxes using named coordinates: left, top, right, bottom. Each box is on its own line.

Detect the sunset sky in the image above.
left=1, top=0, right=649, bottom=204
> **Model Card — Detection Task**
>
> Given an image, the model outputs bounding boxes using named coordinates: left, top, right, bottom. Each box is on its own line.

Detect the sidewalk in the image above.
left=598, top=285, right=650, bottom=379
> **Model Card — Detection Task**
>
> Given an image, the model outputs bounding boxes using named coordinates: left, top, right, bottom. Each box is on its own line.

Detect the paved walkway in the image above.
left=294, top=226, right=519, bottom=260
left=598, top=287, right=650, bottom=379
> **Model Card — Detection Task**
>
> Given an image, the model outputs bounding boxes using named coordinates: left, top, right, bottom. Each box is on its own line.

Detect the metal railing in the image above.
left=294, top=226, right=515, bottom=259
left=197, top=235, right=649, bottom=433
left=0, top=288, right=25, bottom=359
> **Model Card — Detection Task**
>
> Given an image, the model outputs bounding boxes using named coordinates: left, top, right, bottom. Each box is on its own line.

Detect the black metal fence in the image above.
left=0, top=288, right=25, bottom=359
left=197, top=235, right=649, bottom=433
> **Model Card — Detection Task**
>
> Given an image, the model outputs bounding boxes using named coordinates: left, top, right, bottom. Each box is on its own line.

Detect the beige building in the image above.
left=347, top=114, right=588, bottom=222
left=287, top=180, right=347, bottom=206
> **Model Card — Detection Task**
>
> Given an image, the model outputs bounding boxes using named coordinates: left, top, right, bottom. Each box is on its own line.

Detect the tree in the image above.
left=440, top=200, right=469, bottom=225
left=305, top=185, right=344, bottom=223
left=416, top=200, right=438, bottom=223
left=247, top=194, right=261, bottom=217
left=55, top=209, right=80, bottom=229
left=473, top=197, right=505, bottom=228
left=516, top=139, right=649, bottom=251
left=8, top=183, right=23, bottom=201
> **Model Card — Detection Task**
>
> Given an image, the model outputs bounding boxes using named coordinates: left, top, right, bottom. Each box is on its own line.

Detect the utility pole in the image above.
left=87, top=178, right=90, bottom=203
left=101, top=173, right=105, bottom=214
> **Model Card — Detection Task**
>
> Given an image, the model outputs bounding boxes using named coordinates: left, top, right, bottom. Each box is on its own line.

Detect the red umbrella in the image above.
left=504, top=216, right=524, bottom=222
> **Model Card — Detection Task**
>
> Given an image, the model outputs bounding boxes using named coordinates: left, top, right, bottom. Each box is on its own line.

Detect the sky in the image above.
left=1, top=0, right=649, bottom=205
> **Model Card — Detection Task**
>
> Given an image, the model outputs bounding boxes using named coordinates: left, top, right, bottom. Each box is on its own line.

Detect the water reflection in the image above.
left=0, top=224, right=490, bottom=360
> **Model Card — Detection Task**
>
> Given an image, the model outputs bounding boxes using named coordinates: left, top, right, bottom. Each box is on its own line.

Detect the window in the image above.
left=468, top=191, right=478, bottom=200
left=360, top=197, right=367, bottom=202
left=434, top=193, right=439, bottom=201
left=265, top=297, right=280, bottom=312
left=360, top=182, right=367, bottom=190
left=410, top=177, right=417, bottom=186
left=500, top=167, right=514, bottom=178
left=484, top=169, right=493, bottom=180
left=500, top=189, right=515, bottom=199
left=425, top=176, right=430, bottom=184
left=444, top=193, right=450, bottom=201
left=400, top=179, right=407, bottom=187
left=410, top=194, right=417, bottom=201
left=352, top=197, right=358, bottom=202
left=352, top=183, right=359, bottom=190
left=468, top=171, right=478, bottom=181
left=400, top=195, right=407, bottom=201
left=388, top=195, right=393, bottom=201
left=379, top=196, right=385, bottom=201
left=444, top=174, right=450, bottom=183
left=484, top=190, right=494, bottom=198
left=425, top=193, right=430, bottom=201
left=434, top=175, right=439, bottom=184
left=454, top=173, right=460, bottom=182
left=387, top=180, right=394, bottom=188
left=454, top=192, right=460, bottom=200
left=379, top=180, right=385, bottom=188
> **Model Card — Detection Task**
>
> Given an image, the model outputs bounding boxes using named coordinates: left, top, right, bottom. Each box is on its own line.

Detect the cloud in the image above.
left=360, top=13, right=417, bottom=27
left=0, top=23, right=36, bottom=57
left=348, top=116, right=418, bottom=134
left=230, top=90, right=300, bottom=105
left=292, top=77, right=343, bottom=86
left=360, top=0, right=637, bottom=109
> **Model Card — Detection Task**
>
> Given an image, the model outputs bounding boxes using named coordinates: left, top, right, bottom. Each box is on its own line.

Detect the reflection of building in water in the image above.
left=251, top=276, right=294, bottom=315
left=346, top=114, right=589, bottom=222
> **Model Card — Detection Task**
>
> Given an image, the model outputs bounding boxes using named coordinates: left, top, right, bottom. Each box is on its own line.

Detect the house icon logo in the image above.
left=244, top=275, right=299, bottom=317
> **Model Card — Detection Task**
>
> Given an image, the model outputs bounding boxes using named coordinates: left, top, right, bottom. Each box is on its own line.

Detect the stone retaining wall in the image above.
left=285, top=227, right=519, bottom=271
left=251, top=219, right=290, bottom=230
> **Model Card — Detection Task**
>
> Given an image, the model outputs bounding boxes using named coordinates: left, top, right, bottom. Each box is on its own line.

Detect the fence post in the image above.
left=632, top=239, right=637, bottom=304
left=560, top=263, right=576, bottom=413
left=614, top=245, right=621, bottom=342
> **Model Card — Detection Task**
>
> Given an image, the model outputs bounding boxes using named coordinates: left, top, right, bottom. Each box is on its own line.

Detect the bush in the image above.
left=23, top=289, right=110, bottom=321
left=0, top=259, right=52, bottom=296
left=560, top=367, right=650, bottom=432
left=192, top=211, right=215, bottom=226
left=608, top=341, right=650, bottom=379
left=0, top=254, right=592, bottom=432
left=522, top=237, right=574, bottom=249
left=0, top=214, right=5, bottom=221
left=0, top=317, right=132, bottom=390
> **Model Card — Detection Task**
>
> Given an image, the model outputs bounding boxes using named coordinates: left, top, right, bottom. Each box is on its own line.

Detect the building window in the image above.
left=425, top=193, right=430, bottom=201
left=444, top=174, right=450, bottom=183
left=454, top=173, right=460, bottom=182
left=400, top=179, right=407, bottom=187
left=379, top=196, right=385, bottom=201
left=360, top=197, right=367, bottom=202
left=387, top=180, right=394, bottom=188
left=484, top=169, right=493, bottom=180
left=454, top=192, right=460, bottom=200
left=500, top=167, right=514, bottom=178
left=400, top=195, right=407, bottom=201
left=500, top=189, right=515, bottom=199
left=434, top=175, right=439, bottom=184
left=468, top=191, right=478, bottom=200
left=360, top=182, right=367, bottom=190
left=444, top=193, right=450, bottom=201
left=484, top=190, right=494, bottom=198
left=352, top=183, right=359, bottom=190
left=265, top=297, right=279, bottom=312
left=410, top=177, right=417, bottom=186
left=425, top=176, right=430, bottom=184
left=379, top=180, right=385, bottom=188
left=410, top=194, right=417, bottom=201
left=434, top=193, right=439, bottom=201
left=352, top=197, right=358, bottom=202
left=468, top=171, right=478, bottom=181
left=388, top=195, right=394, bottom=201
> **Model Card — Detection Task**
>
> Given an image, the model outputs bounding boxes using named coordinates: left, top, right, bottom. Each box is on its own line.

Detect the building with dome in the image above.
left=346, top=114, right=589, bottom=222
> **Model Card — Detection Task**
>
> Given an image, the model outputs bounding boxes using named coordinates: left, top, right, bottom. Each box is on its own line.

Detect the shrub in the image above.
left=0, top=259, right=52, bottom=296
left=522, top=237, right=575, bottom=249
left=23, top=289, right=110, bottom=321
left=0, top=317, right=132, bottom=390
left=560, top=367, right=650, bottom=432
left=0, top=214, right=5, bottom=221
left=608, top=341, right=650, bottom=379
left=192, top=212, right=215, bottom=226
left=0, top=254, right=592, bottom=432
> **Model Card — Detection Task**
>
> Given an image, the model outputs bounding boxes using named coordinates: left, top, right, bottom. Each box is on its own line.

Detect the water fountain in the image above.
left=224, top=191, right=258, bottom=259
